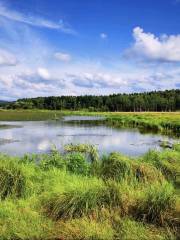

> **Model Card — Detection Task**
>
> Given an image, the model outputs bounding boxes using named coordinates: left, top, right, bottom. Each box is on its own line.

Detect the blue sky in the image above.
left=0, top=0, right=180, bottom=100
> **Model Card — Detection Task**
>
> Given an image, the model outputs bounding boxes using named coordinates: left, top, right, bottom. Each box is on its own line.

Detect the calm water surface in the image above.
left=0, top=116, right=176, bottom=156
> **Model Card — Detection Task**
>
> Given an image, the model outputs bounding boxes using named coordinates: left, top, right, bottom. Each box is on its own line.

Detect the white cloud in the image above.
left=100, top=33, right=107, bottom=39
left=0, top=2, right=75, bottom=34
left=37, top=68, right=50, bottom=80
left=126, top=26, right=180, bottom=62
left=0, top=19, right=179, bottom=100
left=0, top=48, right=17, bottom=66
left=54, top=52, right=72, bottom=62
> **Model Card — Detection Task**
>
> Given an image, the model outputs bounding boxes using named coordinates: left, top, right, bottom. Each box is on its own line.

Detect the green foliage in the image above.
left=40, top=146, right=65, bottom=170
left=0, top=145, right=179, bottom=239
left=64, top=143, right=99, bottom=163
left=173, top=143, right=180, bottom=152
left=65, top=152, right=89, bottom=175
left=5, top=89, right=180, bottom=112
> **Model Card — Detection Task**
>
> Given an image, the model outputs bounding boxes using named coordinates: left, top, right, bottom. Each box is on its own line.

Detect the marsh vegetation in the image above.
left=0, top=143, right=179, bottom=239
left=0, top=111, right=179, bottom=239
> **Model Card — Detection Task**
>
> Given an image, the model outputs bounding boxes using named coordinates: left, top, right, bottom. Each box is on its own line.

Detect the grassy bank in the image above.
left=0, top=144, right=179, bottom=239
left=0, top=109, right=63, bottom=121
left=104, top=112, right=180, bottom=135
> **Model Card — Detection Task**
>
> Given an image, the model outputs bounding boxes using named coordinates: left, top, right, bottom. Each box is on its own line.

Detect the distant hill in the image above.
left=0, top=100, right=10, bottom=107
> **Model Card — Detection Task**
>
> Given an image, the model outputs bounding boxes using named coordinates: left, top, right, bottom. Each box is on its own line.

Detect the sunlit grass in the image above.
left=0, top=143, right=179, bottom=239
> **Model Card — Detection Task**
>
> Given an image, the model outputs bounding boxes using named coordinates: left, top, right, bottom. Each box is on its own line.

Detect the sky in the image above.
left=0, top=0, right=180, bottom=100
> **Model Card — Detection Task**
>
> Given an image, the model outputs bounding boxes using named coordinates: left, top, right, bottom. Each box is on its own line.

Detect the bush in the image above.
left=39, top=147, right=65, bottom=170
left=64, top=144, right=99, bottom=163
left=66, top=152, right=89, bottom=175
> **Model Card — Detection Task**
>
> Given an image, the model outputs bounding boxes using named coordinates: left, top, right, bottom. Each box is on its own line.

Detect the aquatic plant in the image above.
left=64, top=143, right=99, bottom=163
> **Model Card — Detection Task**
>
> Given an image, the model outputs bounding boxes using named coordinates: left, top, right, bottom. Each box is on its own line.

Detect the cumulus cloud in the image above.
left=54, top=52, right=71, bottom=62
left=0, top=48, right=17, bottom=66
left=126, top=26, right=180, bottom=62
left=100, top=33, right=107, bottom=39
left=37, top=68, right=50, bottom=80
left=70, top=72, right=126, bottom=88
left=0, top=2, right=75, bottom=34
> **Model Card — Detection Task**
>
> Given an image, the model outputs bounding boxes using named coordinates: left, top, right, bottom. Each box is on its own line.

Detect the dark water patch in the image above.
left=58, top=134, right=110, bottom=137
left=63, top=116, right=106, bottom=122
left=0, top=124, right=23, bottom=130
left=0, top=138, right=20, bottom=145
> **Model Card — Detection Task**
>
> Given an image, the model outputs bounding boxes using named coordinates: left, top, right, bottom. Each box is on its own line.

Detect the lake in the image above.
left=0, top=116, right=176, bottom=156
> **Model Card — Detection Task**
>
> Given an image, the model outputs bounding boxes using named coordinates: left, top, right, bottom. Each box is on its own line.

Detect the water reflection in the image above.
left=0, top=117, right=176, bottom=156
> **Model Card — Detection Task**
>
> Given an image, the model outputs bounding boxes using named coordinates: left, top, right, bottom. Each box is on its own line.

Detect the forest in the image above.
left=4, top=89, right=180, bottom=112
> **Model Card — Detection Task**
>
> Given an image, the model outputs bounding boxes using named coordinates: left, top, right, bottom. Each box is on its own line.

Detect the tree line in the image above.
left=4, top=89, right=180, bottom=112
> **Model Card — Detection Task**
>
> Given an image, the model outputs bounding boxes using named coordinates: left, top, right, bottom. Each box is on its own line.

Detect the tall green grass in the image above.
left=136, top=181, right=176, bottom=225
left=0, top=144, right=179, bottom=239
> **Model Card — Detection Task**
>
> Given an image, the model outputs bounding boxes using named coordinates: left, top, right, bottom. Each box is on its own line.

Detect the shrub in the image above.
left=66, top=152, right=89, bottom=175
left=39, top=147, right=65, bottom=170
left=64, top=144, right=99, bottom=163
